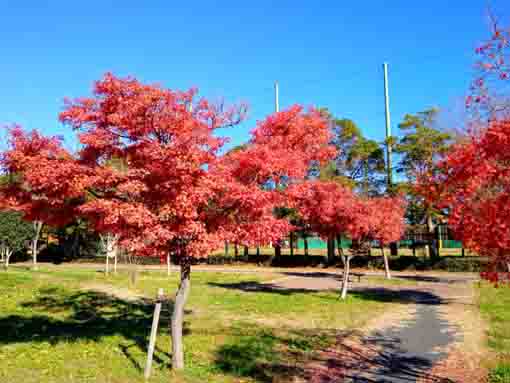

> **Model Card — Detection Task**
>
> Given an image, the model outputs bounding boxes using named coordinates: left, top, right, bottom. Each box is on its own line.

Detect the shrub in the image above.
left=489, top=364, right=510, bottom=383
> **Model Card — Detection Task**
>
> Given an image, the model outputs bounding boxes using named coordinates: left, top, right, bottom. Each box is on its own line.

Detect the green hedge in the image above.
left=362, top=256, right=485, bottom=272
left=203, top=254, right=487, bottom=271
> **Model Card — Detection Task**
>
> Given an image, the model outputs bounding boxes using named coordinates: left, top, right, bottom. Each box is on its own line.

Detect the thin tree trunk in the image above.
left=381, top=246, right=392, bottom=279
left=275, top=242, right=281, bottom=258
left=114, top=253, right=118, bottom=274
left=326, top=237, right=332, bottom=265
left=32, top=221, right=43, bottom=270
left=304, top=235, right=309, bottom=257
left=340, top=255, right=351, bottom=299
left=363, top=161, right=369, bottom=196
left=427, top=214, right=439, bottom=259
left=171, top=257, right=191, bottom=370
left=327, top=236, right=336, bottom=265
left=167, top=254, right=171, bottom=276
left=5, top=249, right=12, bottom=269
left=289, top=233, right=294, bottom=257
left=336, top=234, right=345, bottom=260
left=106, top=252, right=109, bottom=274
left=234, top=244, right=239, bottom=257
left=71, top=230, right=80, bottom=259
left=244, top=246, right=249, bottom=257
left=256, top=246, right=260, bottom=257
left=224, top=241, right=229, bottom=257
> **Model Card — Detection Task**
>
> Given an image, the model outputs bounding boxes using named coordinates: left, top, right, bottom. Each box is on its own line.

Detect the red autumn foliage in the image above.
left=0, top=126, right=82, bottom=226
left=210, top=105, right=335, bottom=247
left=1, top=73, right=336, bottom=261
left=468, top=21, right=510, bottom=119
left=288, top=181, right=405, bottom=247
left=364, top=196, right=407, bottom=247
left=421, top=119, right=510, bottom=277
left=287, top=181, right=361, bottom=243
left=288, top=181, right=406, bottom=296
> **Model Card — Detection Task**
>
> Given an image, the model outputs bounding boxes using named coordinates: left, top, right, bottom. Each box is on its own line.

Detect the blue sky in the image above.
left=1, top=0, right=508, bottom=151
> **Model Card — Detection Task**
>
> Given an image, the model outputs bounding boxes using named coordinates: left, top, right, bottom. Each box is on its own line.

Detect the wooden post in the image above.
left=145, top=288, right=164, bottom=380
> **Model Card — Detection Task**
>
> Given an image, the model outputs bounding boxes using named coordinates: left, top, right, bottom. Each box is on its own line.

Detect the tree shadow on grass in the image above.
left=215, top=327, right=346, bottom=382
left=215, top=326, right=455, bottom=383
left=210, top=280, right=445, bottom=306
left=0, top=287, right=191, bottom=371
left=209, top=280, right=318, bottom=295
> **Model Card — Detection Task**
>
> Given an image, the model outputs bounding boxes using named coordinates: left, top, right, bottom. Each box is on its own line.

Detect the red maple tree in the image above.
left=288, top=181, right=366, bottom=298
left=0, top=126, right=83, bottom=268
left=422, top=118, right=510, bottom=281
left=364, top=196, right=406, bottom=279
left=0, top=73, right=336, bottom=369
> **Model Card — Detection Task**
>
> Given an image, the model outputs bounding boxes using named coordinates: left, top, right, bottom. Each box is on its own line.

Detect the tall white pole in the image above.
left=274, top=81, right=279, bottom=112
left=383, top=63, right=393, bottom=187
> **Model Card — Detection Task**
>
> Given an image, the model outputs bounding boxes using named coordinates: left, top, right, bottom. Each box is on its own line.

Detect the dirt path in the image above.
left=267, top=274, right=486, bottom=383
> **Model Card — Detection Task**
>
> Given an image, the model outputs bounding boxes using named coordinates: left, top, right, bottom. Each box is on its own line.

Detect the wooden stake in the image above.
left=145, top=288, right=164, bottom=380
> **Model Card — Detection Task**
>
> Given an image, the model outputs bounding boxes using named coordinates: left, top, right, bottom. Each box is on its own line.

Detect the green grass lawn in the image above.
left=479, top=282, right=510, bottom=383
left=0, top=267, right=394, bottom=383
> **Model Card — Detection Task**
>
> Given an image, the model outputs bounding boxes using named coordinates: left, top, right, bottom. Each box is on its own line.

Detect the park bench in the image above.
left=349, top=272, right=364, bottom=283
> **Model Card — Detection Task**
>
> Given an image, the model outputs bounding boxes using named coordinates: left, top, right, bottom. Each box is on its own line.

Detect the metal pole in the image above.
left=383, top=63, right=393, bottom=187
left=274, top=81, right=279, bottom=112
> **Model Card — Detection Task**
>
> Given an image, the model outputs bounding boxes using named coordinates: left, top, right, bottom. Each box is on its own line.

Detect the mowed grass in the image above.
left=479, top=282, right=510, bottom=383
left=0, top=266, right=394, bottom=383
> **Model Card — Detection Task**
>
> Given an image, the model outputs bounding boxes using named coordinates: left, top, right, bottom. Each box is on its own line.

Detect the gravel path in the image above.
left=268, top=274, right=482, bottom=383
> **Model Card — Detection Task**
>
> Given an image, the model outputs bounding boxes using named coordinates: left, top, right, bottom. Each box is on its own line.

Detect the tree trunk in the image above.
left=256, top=246, right=260, bottom=258
left=224, top=241, right=229, bottom=257
left=340, top=255, right=351, bottom=299
left=363, top=161, right=369, bottom=196
left=101, top=234, right=118, bottom=276
left=427, top=215, right=439, bottom=259
left=304, top=235, right=309, bottom=257
left=114, top=253, right=118, bottom=274
left=244, top=246, right=249, bottom=257
left=5, top=249, right=13, bottom=269
left=171, top=257, right=191, bottom=370
left=234, top=244, right=239, bottom=257
left=336, top=234, right=345, bottom=260
left=327, top=236, right=336, bottom=265
left=381, top=246, right=391, bottom=279
left=167, top=254, right=171, bottom=276
left=275, top=242, right=281, bottom=258
left=32, top=221, right=43, bottom=270
left=289, top=233, right=294, bottom=257
left=71, top=230, right=80, bottom=259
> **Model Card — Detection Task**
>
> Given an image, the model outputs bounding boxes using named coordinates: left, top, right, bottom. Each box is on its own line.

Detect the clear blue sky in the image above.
left=1, top=1, right=508, bottom=151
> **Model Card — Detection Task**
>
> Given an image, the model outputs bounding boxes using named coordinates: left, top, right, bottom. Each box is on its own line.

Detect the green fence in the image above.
left=441, top=239, right=463, bottom=249
left=296, top=237, right=352, bottom=249
left=294, top=236, right=464, bottom=250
